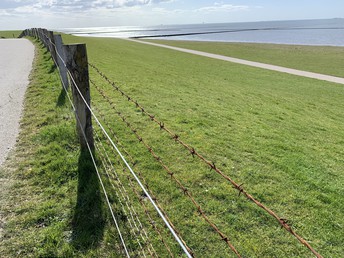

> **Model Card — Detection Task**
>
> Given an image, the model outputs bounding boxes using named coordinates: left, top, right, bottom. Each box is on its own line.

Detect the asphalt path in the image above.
left=0, top=39, right=34, bottom=166
left=127, top=39, right=344, bottom=85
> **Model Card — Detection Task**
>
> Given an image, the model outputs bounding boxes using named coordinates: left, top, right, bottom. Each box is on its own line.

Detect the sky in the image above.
left=0, top=0, right=343, bottom=30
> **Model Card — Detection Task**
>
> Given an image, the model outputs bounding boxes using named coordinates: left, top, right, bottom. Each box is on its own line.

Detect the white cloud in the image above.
left=1, top=0, right=173, bottom=13
left=195, top=3, right=249, bottom=13
left=151, top=6, right=184, bottom=15
left=0, top=0, right=255, bottom=29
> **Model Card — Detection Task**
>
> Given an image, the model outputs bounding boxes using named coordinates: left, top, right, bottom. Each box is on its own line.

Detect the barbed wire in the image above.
left=92, top=104, right=194, bottom=257
left=91, top=79, right=241, bottom=257
left=26, top=29, right=323, bottom=257
left=89, top=63, right=323, bottom=258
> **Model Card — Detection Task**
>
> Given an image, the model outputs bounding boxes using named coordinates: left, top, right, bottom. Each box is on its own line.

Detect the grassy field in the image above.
left=0, top=30, right=21, bottom=38
left=149, top=40, right=344, bottom=78
left=1, top=34, right=343, bottom=257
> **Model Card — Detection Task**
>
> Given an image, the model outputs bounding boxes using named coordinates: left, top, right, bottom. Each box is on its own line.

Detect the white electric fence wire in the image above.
left=59, top=69, right=131, bottom=258
left=94, top=132, right=148, bottom=258
left=94, top=129, right=158, bottom=257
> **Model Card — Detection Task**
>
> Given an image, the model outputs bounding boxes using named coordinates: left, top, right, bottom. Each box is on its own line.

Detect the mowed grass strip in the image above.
left=61, top=35, right=344, bottom=257
left=149, top=39, right=344, bottom=78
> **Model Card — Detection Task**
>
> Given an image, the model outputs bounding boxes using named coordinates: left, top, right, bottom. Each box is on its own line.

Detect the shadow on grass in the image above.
left=48, top=64, right=56, bottom=74
left=56, top=89, right=66, bottom=107
left=71, top=150, right=106, bottom=251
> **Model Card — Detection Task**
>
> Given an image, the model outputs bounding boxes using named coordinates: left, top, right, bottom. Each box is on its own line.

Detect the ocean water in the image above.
left=59, top=18, right=344, bottom=46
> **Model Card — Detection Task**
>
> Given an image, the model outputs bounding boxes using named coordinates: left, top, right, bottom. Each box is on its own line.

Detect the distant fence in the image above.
left=19, top=28, right=323, bottom=258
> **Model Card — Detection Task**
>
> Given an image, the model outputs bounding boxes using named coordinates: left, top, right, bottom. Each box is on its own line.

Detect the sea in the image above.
left=59, top=18, right=344, bottom=46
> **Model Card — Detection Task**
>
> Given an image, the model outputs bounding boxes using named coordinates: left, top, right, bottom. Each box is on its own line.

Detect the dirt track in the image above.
left=0, top=39, right=34, bottom=166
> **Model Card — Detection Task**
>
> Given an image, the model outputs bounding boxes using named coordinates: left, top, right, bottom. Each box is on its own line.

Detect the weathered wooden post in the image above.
left=54, top=34, right=69, bottom=90
left=64, top=44, right=94, bottom=150
left=48, top=31, right=57, bottom=64
left=38, top=28, right=43, bottom=42
left=40, top=28, right=44, bottom=42
left=42, top=29, right=49, bottom=50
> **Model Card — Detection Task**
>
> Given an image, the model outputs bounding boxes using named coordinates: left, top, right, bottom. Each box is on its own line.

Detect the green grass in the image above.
left=149, top=40, right=344, bottom=78
left=0, top=39, right=122, bottom=257
left=0, top=30, right=21, bottom=38
left=1, top=34, right=343, bottom=257
left=62, top=35, right=343, bottom=257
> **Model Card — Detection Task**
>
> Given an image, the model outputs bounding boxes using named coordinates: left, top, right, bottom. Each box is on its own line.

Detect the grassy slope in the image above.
left=149, top=40, right=344, bottom=78
left=1, top=34, right=343, bottom=257
left=61, top=35, right=343, bottom=257
left=0, top=40, right=122, bottom=257
left=0, top=30, right=21, bottom=38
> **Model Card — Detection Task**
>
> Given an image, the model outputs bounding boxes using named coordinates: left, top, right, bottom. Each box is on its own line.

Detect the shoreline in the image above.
left=64, top=32, right=344, bottom=47
left=59, top=18, right=344, bottom=47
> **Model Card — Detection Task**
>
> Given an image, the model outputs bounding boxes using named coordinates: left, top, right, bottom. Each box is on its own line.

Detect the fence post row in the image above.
left=20, top=28, right=94, bottom=150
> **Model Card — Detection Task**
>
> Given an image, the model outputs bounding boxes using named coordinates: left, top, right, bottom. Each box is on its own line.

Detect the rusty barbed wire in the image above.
left=91, top=79, right=241, bottom=257
left=89, top=63, right=323, bottom=258
left=93, top=105, right=192, bottom=257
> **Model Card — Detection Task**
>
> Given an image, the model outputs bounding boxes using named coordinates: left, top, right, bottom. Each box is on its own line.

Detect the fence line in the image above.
left=89, top=63, right=323, bottom=258
left=19, top=28, right=323, bottom=258
left=20, top=28, right=193, bottom=257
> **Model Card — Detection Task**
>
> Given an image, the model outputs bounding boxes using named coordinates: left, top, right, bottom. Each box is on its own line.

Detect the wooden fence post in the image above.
left=48, top=31, right=57, bottom=64
left=42, top=29, right=49, bottom=50
left=38, top=28, right=43, bottom=42
left=64, top=44, right=94, bottom=150
left=54, top=34, right=69, bottom=90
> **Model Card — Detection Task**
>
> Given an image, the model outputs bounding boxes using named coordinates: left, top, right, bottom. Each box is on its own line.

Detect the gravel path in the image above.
left=128, top=39, right=344, bottom=85
left=0, top=39, right=34, bottom=167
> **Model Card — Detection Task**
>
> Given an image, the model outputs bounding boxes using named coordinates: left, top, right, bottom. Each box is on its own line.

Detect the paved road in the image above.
left=128, top=39, right=344, bottom=85
left=0, top=39, right=34, bottom=166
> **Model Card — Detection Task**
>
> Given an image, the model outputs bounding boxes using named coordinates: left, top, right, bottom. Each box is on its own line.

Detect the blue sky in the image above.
left=0, top=0, right=343, bottom=30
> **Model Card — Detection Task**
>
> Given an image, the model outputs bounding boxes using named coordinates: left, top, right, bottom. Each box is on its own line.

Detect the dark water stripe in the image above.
left=130, top=27, right=344, bottom=39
